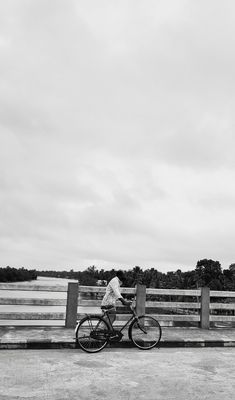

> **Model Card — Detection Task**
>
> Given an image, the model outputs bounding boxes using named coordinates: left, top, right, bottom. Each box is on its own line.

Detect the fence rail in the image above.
left=145, top=288, right=201, bottom=296
left=0, top=312, right=65, bottom=320
left=0, top=283, right=68, bottom=292
left=0, top=282, right=235, bottom=328
left=0, top=298, right=66, bottom=306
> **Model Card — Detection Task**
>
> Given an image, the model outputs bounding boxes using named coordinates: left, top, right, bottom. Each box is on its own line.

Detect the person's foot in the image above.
left=109, top=332, right=123, bottom=342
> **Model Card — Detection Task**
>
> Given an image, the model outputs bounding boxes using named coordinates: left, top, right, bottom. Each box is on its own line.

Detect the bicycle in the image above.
left=75, top=301, right=162, bottom=353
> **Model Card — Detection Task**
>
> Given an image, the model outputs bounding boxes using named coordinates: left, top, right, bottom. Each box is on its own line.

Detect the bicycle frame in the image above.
left=101, top=305, right=140, bottom=334
left=76, top=300, right=161, bottom=352
left=75, top=304, right=148, bottom=343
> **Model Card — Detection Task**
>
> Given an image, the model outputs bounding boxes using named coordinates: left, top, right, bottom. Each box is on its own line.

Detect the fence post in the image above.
left=136, top=283, right=146, bottom=316
left=200, top=286, right=210, bottom=329
left=65, top=282, right=79, bottom=328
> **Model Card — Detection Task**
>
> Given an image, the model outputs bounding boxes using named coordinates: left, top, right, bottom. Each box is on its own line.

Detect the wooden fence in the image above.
left=0, top=282, right=235, bottom=329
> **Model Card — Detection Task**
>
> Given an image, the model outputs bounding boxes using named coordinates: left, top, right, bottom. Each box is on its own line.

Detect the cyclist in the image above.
left=101, top=270, right=132, bottom=328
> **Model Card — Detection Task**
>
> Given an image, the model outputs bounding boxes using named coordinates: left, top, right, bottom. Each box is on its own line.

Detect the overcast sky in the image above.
left=1, top=0, right=235, bottom=273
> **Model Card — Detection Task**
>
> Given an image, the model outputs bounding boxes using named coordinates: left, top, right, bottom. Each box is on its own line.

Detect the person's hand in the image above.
left=124, top=300, right=132, bottom=307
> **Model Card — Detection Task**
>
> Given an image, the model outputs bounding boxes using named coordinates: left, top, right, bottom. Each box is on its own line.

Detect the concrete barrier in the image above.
left=1, top=282, right=235, bottom=329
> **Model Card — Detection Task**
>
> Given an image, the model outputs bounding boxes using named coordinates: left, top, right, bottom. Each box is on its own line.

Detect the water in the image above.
left=0, top=276, right=99, bottom=326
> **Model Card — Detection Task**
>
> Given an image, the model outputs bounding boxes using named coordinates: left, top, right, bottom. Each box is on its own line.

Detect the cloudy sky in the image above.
left=1, top=0, right=235, bottom=272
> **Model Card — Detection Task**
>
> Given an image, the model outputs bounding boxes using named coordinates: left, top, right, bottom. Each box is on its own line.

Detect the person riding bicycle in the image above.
left=101, top=270, right=131, bottom=327
left=76, top=269, right=162, bottom=352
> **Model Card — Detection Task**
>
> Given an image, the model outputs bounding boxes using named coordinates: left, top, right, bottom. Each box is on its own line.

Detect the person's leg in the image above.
left=101, top=308, right=116, bottom=329
left=107, top=309, right=116, bottom=328
left=101, top=305, right=116, bottom=329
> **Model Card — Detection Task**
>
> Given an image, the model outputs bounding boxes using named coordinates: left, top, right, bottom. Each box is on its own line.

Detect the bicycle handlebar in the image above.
left=128, top=299, right=136, bottom=312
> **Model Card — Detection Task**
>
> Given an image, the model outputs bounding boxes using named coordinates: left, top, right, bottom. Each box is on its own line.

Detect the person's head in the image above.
left=116, top=270, right=125, bottom=284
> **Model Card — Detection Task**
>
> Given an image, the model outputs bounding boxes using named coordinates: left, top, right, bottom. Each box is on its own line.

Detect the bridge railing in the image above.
left=77, top=284, right=235, bottom=329
left=0, top=282, right=235, bottom=329
left=77, top=285, right=202, bottom=328
left=0, top=282, right=68, bottom=326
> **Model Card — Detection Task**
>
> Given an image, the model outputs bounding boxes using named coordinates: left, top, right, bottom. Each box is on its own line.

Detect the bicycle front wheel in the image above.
left=129, top=316, right=162, bottom=350
left=76, top=315, right=109, bottom=353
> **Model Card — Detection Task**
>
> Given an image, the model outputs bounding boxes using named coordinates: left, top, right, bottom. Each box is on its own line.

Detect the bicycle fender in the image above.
left=75, top=316, right=87, bottom=336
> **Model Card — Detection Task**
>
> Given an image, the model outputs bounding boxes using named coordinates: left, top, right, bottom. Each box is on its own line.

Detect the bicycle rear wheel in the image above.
left=129, top=315, right=162, bottom=350
left=76, top=315, right=109, bottom=353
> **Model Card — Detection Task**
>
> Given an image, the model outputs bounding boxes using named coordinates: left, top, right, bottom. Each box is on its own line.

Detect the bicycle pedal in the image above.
left=109, top=332, right=123, bottom=342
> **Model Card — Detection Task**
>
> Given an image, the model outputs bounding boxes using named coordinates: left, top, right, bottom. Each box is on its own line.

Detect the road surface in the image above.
left=1, top=348, right=234, bottom=399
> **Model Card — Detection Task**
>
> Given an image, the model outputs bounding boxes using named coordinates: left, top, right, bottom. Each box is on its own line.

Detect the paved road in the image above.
left=1, top=348, right=234, bottom=400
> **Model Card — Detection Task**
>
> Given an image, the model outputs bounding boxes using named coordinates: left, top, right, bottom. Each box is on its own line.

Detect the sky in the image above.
left=1, top=0, right=235, bottom=273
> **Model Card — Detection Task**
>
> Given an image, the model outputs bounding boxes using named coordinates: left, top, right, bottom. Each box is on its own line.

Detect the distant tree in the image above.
left=222, top=269, right=234, bottom=290
left=229, top=263, right=235, bottom=273
left=195, top=259, right=223, bottom=290
left=0, top=266, right=37, bottom=282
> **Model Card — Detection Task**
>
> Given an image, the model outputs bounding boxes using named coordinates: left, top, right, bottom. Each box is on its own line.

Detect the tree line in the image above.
left=0, top=266, right=37, bottom=282
left=36, top=259, right=235, bottom=291
left=2, top=260, right=235, bottom=290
